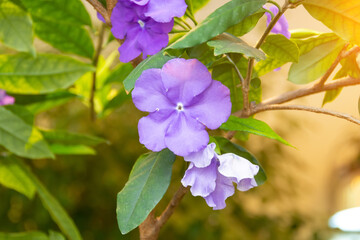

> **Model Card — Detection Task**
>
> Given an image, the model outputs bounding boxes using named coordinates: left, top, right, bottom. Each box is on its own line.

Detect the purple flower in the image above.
left=131, top=0, right=187, bottom=23
left=97, top=12, right=106, bottom=23
left=181, top=143, right=259, bottom=210
left=111, top=0, right=174, bottom=62
left=0, top=90, right=14, bottom=106
left=265, top=6, right=291, bottom=39
left=132, top=58, right=231, bottom=156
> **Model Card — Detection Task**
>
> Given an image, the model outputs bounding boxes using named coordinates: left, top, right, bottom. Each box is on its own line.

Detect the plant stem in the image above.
left=250, top=104, right=360, bottom=125
left=89, top=24, right=105, bottom=121
left=139, top=185, right=189, bottom=240
left=85, top=0, right=111, bottom=25
left=242, top=0, right=291, bottom=115
left=225, top=54, right=245, bottom=86
left=174, top=18, right=190, bottom=30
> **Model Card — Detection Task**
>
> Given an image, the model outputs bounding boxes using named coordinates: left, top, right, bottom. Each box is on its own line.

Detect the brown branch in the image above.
left=89, top=24, right=105, bottom=121
left=139, top=186, right=189, bottom=240
left=242, top=0, right=291, bottom=115
left=250, top=104, right=360, bottom=125
left=85, top=0, right=111, bottom=25
left=262, top=76, right=360, bottom=106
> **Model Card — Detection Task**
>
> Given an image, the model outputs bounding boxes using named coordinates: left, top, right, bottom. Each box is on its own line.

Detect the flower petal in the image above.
left=217, top=153, right=259, bottom=190
left=265, top=6, right=290, bottom=39
left=184, top=143, right=216, bottom=168
left=138, top=109, right=176, bottom=152
left=237, top=178, right=258, bottom=192
left=110, top=1, right=138, bottom=39
left=187, top=80, right=231, bottom=129
left=204, top=172, right=235, bottom=210
left=0, top=90, right=14, bottom=106
left=145, top=0, right=187, bottom=23
left=137, top=26, right=170, bottom=56
left=165, top=112, right=208, bottom=156
left=130, top=0, right=149, bottom=5
left=161, top=58, right=212, bottom=105
left=132, top=68, right=174, bottom=112
left=118, top=27, right=142, bottom=63
left=181, top=160, right=218, bottom=197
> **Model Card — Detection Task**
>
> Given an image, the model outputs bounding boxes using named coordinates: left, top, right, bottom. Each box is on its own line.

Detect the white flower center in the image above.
left=138, top=20, right=145, bottom=28
left=176, top=103, right=184, bottom=111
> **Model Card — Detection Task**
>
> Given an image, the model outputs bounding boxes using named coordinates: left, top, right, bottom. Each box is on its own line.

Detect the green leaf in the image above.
left=288, top=40, right=345, bottom=84
left=226, top=11, right=265, bottom=37
left=207, top=33, right=266, bottom=61
left=220, top=116, right=292, bottom=146
left=0, top=0, right=35, bottom=54
left=186, top=43, right=219, bottom=67
left=322, top=88, right=342, bottom=106
left=214, top=136, right=267, bottom=186
left=261, top=34, right=299, bottom=62
left=13, top=91, right=78, bottom=114
left=0, top=155, right=36, bottom=199
left=169, top=0, right=266, bottom=49
left=12, top=157, right=83, bottom=240
left=102, top=90, right=130, bottom=114
left=254, top=57, right=286, bottom=76
left=49, top=231, right=66, bottom=240
left=290, top=29, right=320, bottom=39
left=20, top=0, right=91, bottom=26
left=291, top=32, right=340, bottom=55
left=40, top=129, right=107, bottom=146
left=32, top=17, right=94, bottom=59
left=303, top=0, right=360, bottom=46
left=0, top=231, right=48, bottom=240
left=186, top=0, right=210, bottom=13
left=0, top=53, right=94, bottom=94
left=123, top=52, right=174, bottom=92
left=212, top=55, right=261, bottom=112
left=103, top=63, right=134, bottom=86
left=49, top=144, right=96, bottom=155
left=0, top=106, right=54, bottom=159
left=117, top=149, right=176, bottom=234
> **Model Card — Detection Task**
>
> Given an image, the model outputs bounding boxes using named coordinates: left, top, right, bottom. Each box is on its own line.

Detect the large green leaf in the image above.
left=117, top=149, right=176, bottom=234
left=0, top=0, right=34, bottom=54
left=220, top=116, right=292, bottom=146
left=303, top=0, right=360, bottom=46
left=226, top=11, right=265, bottom=37
left=0, top=155, right=36, bottom=199
left=41, top=129, right=107, bottom=146
left=0, top=231, right=48, bottom=240
left=261, top=34, right=299, bottom=62
left=0, top=54, right=94, bottom=94
left=288, top=39, right=345, bottom=84
left=13, top=157, right=83, bottom=240
left=12, top=91, right=79, bottom=114
left=33, top=17, right=94, bottom=59
left=169, top=0, right=266, bottom=49
left=20, top=0, right=91, bottom=26
left=207, top=33, right=266, bottom=61
left=123, top=52, right=173, bottom=92
left=214, top=137, right=267, bottom=186
left=0, top=106, right=54, bottom=159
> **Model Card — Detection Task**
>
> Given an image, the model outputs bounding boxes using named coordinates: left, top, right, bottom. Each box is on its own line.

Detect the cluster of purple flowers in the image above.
left=182, top=143, right=259, bottom=210
left=109, top=0, right=187, bottom=62
left=132, top=58, right=259, bottom=209
left=0, top=90, right=14, bottom=106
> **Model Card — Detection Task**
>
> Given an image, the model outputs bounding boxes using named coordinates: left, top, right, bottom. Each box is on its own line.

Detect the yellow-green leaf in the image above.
left=303, top=0, right=360, bottom=45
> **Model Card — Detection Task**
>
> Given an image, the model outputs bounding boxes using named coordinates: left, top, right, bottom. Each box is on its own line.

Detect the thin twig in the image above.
left=156, top=185, right=189, bottom=227
left=315, top=44, right=350, bottom=87
left=262, top=76, right=360, bottom=106
left=243, top=0, right=291, bottom=115
left=225, top=54, right=245, bottom=86
left=250, top=104, right=360, bottom=125
left=85, top=0, right=111, bottom=25
left=89, top=24, right=105, bottom=121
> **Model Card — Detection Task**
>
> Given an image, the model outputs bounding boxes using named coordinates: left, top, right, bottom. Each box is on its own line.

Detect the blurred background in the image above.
left=0, top=0, right=359, bottom=239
